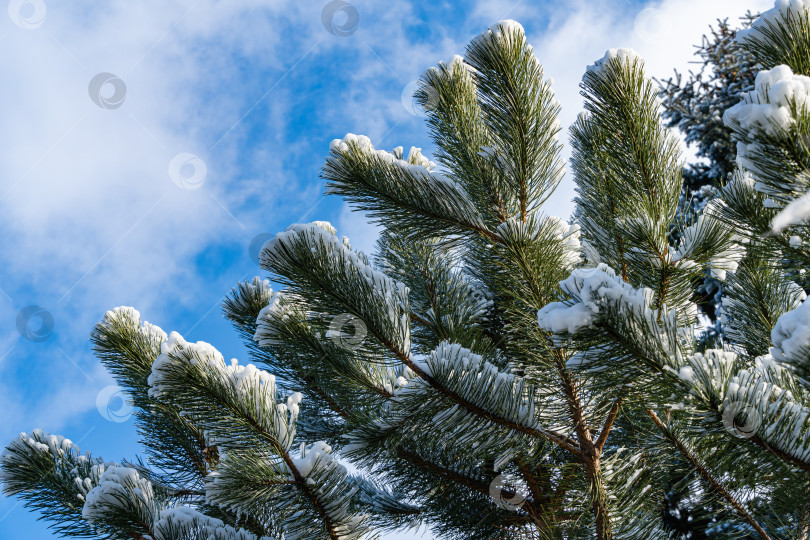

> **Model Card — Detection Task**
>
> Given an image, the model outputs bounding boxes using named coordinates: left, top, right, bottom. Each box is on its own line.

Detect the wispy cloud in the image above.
left=0, top=0, right=323, bottom=450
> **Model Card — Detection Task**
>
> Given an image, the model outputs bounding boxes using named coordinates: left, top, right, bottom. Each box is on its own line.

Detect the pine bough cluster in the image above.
left=7, top=2, right=810, bottom=538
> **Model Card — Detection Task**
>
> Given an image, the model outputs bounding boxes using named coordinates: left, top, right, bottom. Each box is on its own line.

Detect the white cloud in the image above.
left=0, top=0, right=320, bottom=442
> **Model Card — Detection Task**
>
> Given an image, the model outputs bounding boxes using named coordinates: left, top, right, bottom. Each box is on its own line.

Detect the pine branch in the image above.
left=93, top=308, right=217, bottom=487
left=645, top=409, right=771, bottom=540
left=260, top=222, right=581, bottom=455
left=323, top=135, right=499, bottom=244
left=594, top=398, right=623, bottom=453
left=737, top=3, right=810, bottom=75
left=390, top=340, right=581, bottom=455
left=465, top=21, right=564, bottom=218
left=396, top=448, right=506, bottom=501
left=281, top=449, right=340, bottom=540
left=417, top=56, right=509, bottom=225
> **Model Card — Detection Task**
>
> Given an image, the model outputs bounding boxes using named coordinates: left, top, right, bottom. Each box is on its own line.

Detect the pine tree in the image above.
left=4, top=4, right=810, bottom=539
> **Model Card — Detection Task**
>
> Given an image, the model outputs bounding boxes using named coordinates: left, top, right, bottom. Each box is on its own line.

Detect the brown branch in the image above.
left=257, top=480, right=298, bottom=486
left=279, top=448, right=340, bottom=540
left=518, top=462, right=562, bottom=535
left=410, top=312, right=437, bottom=332
left=129, top=517, right=155, bottom=540
left=749, top=434, right=810, bottom=473
left=553, top=351, right=612, bottom=539
left=148, top=400, right=212, bottom=479
left=396, top=449, right=575, bottom=530
left=646, top=409, right=771, bottom=540
left=226, top=404, right=342, bottom=540
left=202, top=444, right=219, bottom=469
left=518, top=462, right=547, bottom=509
left=553, top=465, right=578, bottom=503
left=799, top=505, right=810, bottom=540
left=654, top=263, right=671, bottom=324
left=594, top=398, right=623, bottom=453
left=386, top=195, right=502, bottom=242
left=171, top=488, right=206, bottom=497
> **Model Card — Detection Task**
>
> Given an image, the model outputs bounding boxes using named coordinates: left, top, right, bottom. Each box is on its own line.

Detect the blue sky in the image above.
left=0, top=0, right=771, bottom=537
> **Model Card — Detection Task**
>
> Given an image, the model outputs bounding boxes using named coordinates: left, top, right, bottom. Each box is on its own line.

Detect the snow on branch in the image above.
left=323, top=135, right=490, bottom=241
left=259, top=221, right=411, bottom=357
left=737, top=0, right=810, bottom=47
left=723, top=64, right=810, bottom=137
left=0, top=429, right=116, bottom=537
left=252, top=291, right=295, bottom=348
left=771, top=296, right=810, bottom=370
left=82, top=465, right=156, bottom=532
left=100, top=305, right=168, bottom=345
left=671, top=200, right=747, bottom=280
left=721, top=63, right=810, bottom=232
left=537, top=264, right=659, bottom=335
left=148, top=331, right=302, bottom=451
left=91, top=305, right=169, bottom=395
left=672, top=350, right=742, bottom=407
left=586, top=48, right=644, bottom=77
left=726, top=357, right=810, bottom=463
left=223, top=276, right=277, bottom=337
left=2, top=429, right=82, bottom=466
left=469, top=19, right=527, bottom=49
left=377, top=341, right=577, bottom=456
left=425, top=342, right=539, bottom=430
left=496, top=215, right=582, bottom=271
left=735, top=0, right=810, bottom=84
left=154, top=506, right=262, bottom=540
left=206, top=441, right=370, bottom=540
